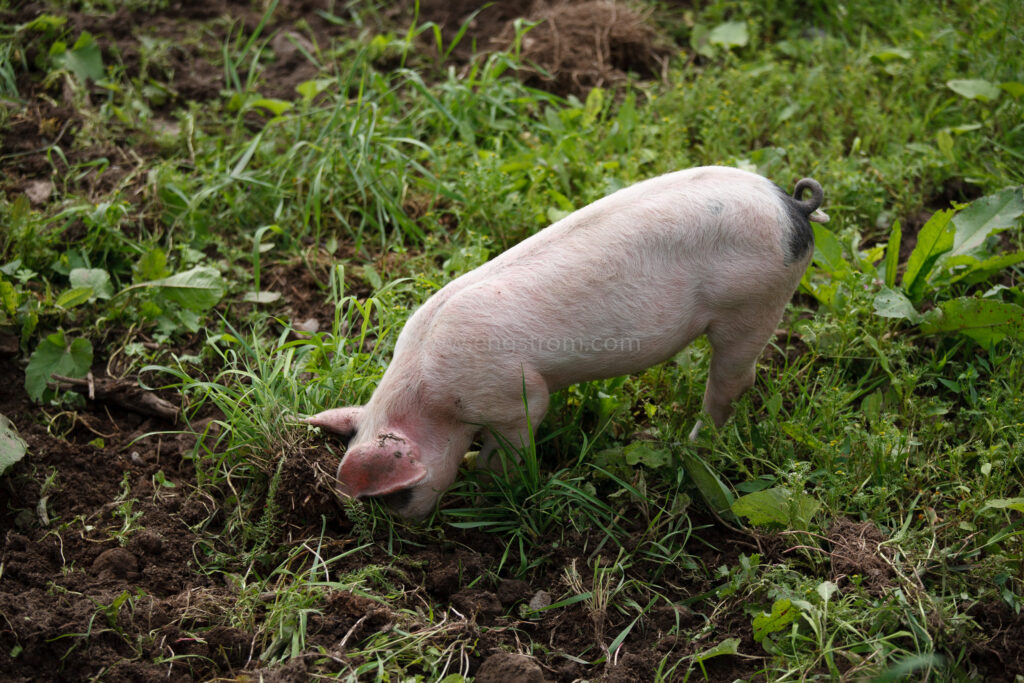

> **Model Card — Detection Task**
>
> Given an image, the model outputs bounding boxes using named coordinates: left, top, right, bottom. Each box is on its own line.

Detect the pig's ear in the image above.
left=338, top=447, right=427, bottom=498
left=306, top=407, right=363, bottom=436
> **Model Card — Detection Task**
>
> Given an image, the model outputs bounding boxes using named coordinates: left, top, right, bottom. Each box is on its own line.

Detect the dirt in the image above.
left=491, top=1, right=673, bottom=98
left=826, top=517, right=896, bottom=595
left=966, top=601, right=1024, bottom=682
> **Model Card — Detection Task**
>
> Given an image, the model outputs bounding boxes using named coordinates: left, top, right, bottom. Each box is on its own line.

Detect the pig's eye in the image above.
left=375, top=487, right=413, bottom=510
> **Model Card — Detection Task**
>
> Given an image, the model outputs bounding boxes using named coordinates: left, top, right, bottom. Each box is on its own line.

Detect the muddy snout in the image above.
left=335, top=432, right=428, bottom=503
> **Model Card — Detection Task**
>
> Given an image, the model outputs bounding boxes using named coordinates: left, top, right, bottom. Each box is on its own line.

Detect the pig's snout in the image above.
left=335, top=434, right=427, bottom=505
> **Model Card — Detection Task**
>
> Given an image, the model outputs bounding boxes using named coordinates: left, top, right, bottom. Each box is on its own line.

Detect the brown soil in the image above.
left=966, top=601, right=1024, bottom=682
left=827, top=517, right=896, bottom=595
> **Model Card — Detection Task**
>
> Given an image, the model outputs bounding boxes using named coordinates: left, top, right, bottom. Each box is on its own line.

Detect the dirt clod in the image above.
left=452, top=587, right=504, bottom=621
left=827, top=518, right=895, bottom=595
left=497, top=578, right=532, bottom=605
left=91, top=547, right=140, bottom=580
left=476, top=652, right=546, bottom=683
left=131, top=530, right=165, bottom=556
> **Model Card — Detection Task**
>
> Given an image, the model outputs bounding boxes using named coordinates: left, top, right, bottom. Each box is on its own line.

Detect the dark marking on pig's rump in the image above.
left=775, top=179, right=822, bottom=265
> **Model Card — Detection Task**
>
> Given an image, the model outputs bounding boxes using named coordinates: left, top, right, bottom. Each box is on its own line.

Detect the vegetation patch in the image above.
left=1, top=0, right=1023, bottom=681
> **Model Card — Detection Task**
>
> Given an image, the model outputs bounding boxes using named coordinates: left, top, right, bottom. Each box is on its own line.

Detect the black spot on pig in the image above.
left=776, top=179, right=823, bottom=265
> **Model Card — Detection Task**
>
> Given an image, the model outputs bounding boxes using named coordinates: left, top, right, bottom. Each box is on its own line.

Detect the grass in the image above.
left=2, top=0, right=1023, bottom=679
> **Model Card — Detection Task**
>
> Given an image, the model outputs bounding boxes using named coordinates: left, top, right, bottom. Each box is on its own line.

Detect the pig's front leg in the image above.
left=473, top=371, right=551, bottom=476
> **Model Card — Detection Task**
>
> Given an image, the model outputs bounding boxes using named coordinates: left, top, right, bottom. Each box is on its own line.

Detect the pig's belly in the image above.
left=531, top=319, right=707, bottom=391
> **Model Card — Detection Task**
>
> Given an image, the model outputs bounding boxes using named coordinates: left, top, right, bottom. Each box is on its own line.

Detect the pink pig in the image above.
left=308, top=166, right=828, bottom=518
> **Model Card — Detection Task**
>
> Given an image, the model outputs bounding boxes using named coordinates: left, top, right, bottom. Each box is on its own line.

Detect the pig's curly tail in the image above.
left=792, top=178, right=824, bottom=215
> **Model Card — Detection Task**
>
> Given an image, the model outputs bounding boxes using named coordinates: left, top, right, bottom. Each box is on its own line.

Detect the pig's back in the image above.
left=419, top=167, right=811, bottom=388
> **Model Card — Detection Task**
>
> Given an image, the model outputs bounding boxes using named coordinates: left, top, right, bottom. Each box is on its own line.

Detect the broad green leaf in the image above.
left=0, top=414, right=28, bottom=476
left=731, top=486, right=821, bottom=528
left=800, top=273, right=843, bottom=309
left=56, top=286, right=94, bottom=309
left=0, top=279, right=19, bottom=316
left=437, top=675, right=467, bottom=683
left=57, top=32, right=104, bottom=84
left=920, top=298, right=1024, bottom=349
left=948, top=251, right=1024, bottom=285
left=1000, top=81, right=1024, bottom=98
left=936, top=129, right=955, bottom=162
left=708, top=21, right=749, bottom=48
left=681, top=450, right=736, bottom=520
left=622, top=442, right=672, bottom=469
left=21, top=14, right=67, bottom=32
left=690, top=23, right=715, bottom=58
left=903, top=208, right=954, bottom=302
left=692, top=637, right=741, bottom=663
left=873, top=287, right=923, bottom=323
left=147, top=266, right=225, bottom=311
left=811, top=222, right=852, bottom=280
left=984, top=498, right=1024, bottom=513
left=134, top=249, right=170, bottom=281
left=296, top=78, right=334, bottom=101
left=950, top=187, right=1024, bottom=257
left=252, top=98, right=293, bottom=116
left=870, top=48, right=911, bottom=63
left=752, top=599, right=798, bottom=642
left=583, top=86, right=605, bottom=126
left=946, top=79, right=1001, bottom=102
left=816, top=580, right=839, bottom=603
left=24, top=332, right=93, bottom=402
left=733, top=487, right=790, bottom=526
left=884, top=220, right=902, bottom=288
left=861, top=390, right=883, bottom=425
left=546, top=207, right=572, bottom=223
left=69, top=268, right=113, bottom=300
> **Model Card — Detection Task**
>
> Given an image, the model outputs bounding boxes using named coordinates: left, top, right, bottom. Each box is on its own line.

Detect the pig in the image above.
left=307, top=166, right=828, bottom=519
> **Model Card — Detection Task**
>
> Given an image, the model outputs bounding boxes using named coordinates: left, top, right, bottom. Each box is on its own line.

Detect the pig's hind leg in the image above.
left=694, top=305, right=787, bottom=437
